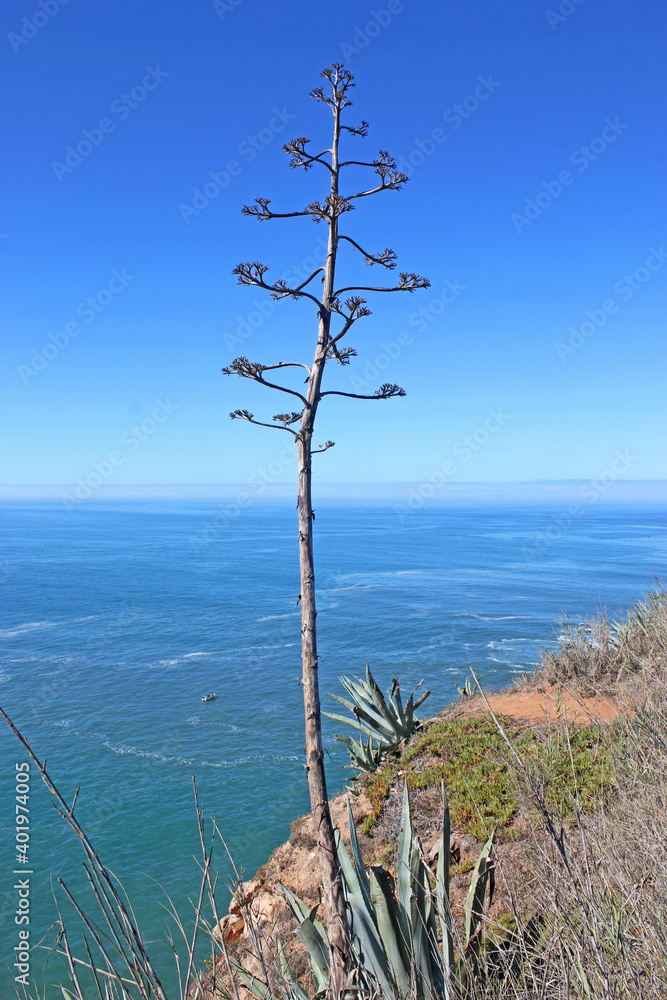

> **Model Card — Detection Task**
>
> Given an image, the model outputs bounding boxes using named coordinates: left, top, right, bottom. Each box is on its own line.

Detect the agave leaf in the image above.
left=335, top=829, right=369, bottom=914
left=409, top=843, right=430, bottom=999
left=364, top=666, right=398, bottom=727
left=404, top=697, right=415, bottom=737
left=327, top=666, right=427, bottom=758
left=435, top=784, right=454, bottom=993
left=330, top=698, right=397, bottom=741
left=419, top=855, right=445, bottom=1000
left=322, top=707, right=375, bottom=732
left=366, top=663, right=398, bottom=725
left=347, top=710, right=398, bottom=742
left=229, top=957, right=276, bottom=1000
left=369, top=866, right=412, bottom=997
left=279, top=883, right=330, bottom=991
left=334, top=732, right=373, bottom=756
left=335, top=733, right=384, bottom=773
left=296, top=915, right=330, bottom=992
left=336, top=836, right=397, bottom=999
left=279, top=881, right=311, bottom=922
left=365, top=662, right=387, bottom=698
left=327, top=696, right=398, bottom=742
left=464, top=829, right=496, bottom=950
left=392, top=680, right=406, bottom=727
left=277, top=941, right=312, bottom=1000
left=413, top=688, right=431, bottom=711
left=325, top=692, right=358, bottom=714
left=344, top=671, right=396, bottom=726
left=407, top=828, right=445, bottom=1000
left=348, top=914, right=397, bottom=1000
left=347, top=745, right=380, bottom=774
left=396, top=783, right=414, bottom=926
left=346, top=796, right=374, bottom=913
left=340, top=674, right=382, bottom=709
left=440, top=785, right=451, bottom=905
left=339, top=678, right=399, bottom=737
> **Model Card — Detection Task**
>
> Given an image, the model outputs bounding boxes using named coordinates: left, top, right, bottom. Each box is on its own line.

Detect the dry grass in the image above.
left=480, top=587, right=667, bottom=997
left=540, top=586, right=667, bottom=689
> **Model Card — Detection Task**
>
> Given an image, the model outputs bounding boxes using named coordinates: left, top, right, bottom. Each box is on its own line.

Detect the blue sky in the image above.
left=1, top=0, right=665, bottom=490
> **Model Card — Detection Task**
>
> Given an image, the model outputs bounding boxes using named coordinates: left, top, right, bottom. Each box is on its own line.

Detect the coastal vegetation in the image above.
left=204, top=587, right=667, bottom=1000
left=2, top=588, right=667, bottom=998
left=324, top=664, right=431, bottom=774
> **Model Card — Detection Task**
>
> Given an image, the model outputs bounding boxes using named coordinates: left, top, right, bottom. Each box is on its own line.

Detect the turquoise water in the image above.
left=1, top=498, right=666, bottom=995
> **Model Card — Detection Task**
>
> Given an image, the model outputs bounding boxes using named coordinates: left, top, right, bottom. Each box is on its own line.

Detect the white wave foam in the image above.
left=103, top=741, right=300, bottom=768
left=487, top=655, right=530, bottom=668
left=0, top=621, right=55, bottom=638
left=0, top=615, right=99, bottom=639
left=147, top=651, right=216, bottom=668
left=237, top=643, right=299, bottom=652
left=0, top=672, right=11, bottom=684
left=487, top=638, right=532, bottom=649
left=460, top=614, right=530, bottom=622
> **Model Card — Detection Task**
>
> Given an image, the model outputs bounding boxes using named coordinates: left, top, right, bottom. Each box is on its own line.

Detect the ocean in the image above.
left=1, top=494, right=665, bottom=995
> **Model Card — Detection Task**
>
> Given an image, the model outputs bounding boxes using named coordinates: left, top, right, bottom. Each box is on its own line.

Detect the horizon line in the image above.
left=1, top=480, right=666, bottom=504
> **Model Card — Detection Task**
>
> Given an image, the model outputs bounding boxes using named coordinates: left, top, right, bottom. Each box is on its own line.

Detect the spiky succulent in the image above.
left=325, top=663, right=430, bottom=772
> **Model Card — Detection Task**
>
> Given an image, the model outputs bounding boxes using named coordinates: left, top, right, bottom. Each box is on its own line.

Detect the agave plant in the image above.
left=325, top=664, right=430, bottom=773
left=280, top=784, right=496, bottom=1000
left=455, top=677, right=479, bottom=699
left=336, top=731, right=385, bottom=774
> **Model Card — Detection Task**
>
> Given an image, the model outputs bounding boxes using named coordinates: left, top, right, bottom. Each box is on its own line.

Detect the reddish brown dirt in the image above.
left=458, top=686, right=621, bottom=725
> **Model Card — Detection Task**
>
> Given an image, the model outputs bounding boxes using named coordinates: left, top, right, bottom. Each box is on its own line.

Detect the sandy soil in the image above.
left=457, top=685, right=622, bottom=725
